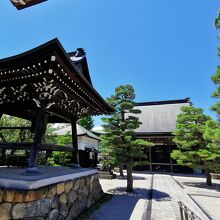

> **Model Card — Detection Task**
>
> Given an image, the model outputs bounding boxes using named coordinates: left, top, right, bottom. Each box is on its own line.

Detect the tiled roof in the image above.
left=130, top=98, right=190, bottom=133
left=54, top=124, right=100, bottom=140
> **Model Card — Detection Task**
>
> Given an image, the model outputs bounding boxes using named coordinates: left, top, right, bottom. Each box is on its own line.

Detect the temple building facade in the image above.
left=133, top=98, right=191, bottom=172
left=92, top=98, right=192, bottom=173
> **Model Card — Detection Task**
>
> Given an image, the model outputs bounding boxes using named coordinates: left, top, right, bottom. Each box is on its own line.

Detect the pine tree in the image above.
left=210, top=11, right=220, bottom=118
left=78, top=116, right=94, bottom=130
left=172, top=106, right=219, bottom=186
left=201, top=11, right=220, bottom=180
left=100, top=85, right=153, bottom=192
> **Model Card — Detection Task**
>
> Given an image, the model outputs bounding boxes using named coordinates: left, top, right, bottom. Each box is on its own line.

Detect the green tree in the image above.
left=45, top=130, right=72, bottom=167
left=171, top=106, right=219, bottom=186
left=78, top=116, right=94, bottom=130
left=211, top=10, right=220, bottom=118
left=203, top=120, right=220, bottom=175
left=0, top=115, right=32, bottom=143
left=0, top=115, right=32, bottom=165
left=44, top=124, right=58, bottom=144
left=100, top=85, right=153, bottom=192
left=201, top=12, right=220, bottom=179
left=47, top=151, right=71, bottom=167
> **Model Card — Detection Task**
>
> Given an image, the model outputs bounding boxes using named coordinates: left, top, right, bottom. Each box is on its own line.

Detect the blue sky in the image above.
left=0, top=0, right=219, bottom=125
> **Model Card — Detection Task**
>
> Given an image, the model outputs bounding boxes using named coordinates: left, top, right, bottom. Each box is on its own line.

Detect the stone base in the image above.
left=113, top=167, right=120, bottom=173
left=98, top=170, right=116, bottom=179
left=0, top=168, right=104, bottom=220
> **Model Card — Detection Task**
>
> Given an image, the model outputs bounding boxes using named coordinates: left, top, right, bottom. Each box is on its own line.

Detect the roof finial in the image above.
left=76, top=48, right=86, bottom=56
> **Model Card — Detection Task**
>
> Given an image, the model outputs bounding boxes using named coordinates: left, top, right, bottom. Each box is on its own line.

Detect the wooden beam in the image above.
left=41, top=144, right=72, bottom=152
left=0, top=142, right=32, bottom=150
left=0, top=142, right=72, bottom=152
left=26, top=108, right=47, bottom=173
left=0, top=127, right=31, bottom=130
left=71, top=117, right=80, bottom=166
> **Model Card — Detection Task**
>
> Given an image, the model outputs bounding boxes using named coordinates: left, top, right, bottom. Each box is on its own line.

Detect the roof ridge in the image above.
left=135, top=98, right=191, bottom=106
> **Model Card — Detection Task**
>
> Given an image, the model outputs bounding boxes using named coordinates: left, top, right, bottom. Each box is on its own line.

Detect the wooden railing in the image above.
left=178, top=201, right=202, bottom=220
left=0, top=142, right=72, bottom=152
left=0, top=142, right=72, bottom=166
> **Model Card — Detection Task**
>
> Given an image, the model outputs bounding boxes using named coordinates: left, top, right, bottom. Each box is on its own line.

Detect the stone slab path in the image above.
left=89, top=172, right=152, bottom=220
left=173, top=175, right=220, bottom=220
left=88, top=172, right=220, bottom=220
left=192, top=195, right=220, bottom=220
left=150, top=174, right=209, bottom=220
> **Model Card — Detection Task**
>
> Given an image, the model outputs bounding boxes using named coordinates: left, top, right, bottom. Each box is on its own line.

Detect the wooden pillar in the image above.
left=46, top=150, right=52, bottom=160
left=169, top=145, right=173, bottom=173
left=71, top=117, right=80, bottom=166
left=149, top=147, right=152, bottom=172
left=0, top=113, right=5, bottom=165
left=26, top=108, right=47, bottom=173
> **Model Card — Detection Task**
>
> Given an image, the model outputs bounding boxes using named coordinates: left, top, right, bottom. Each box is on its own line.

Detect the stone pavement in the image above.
left=88, top=172, right=220, bottom=220
left=151, top=174, right=209, bottom=220
left=173, top=175, right=220, bottom=220
left=89, top=172, right=152, bottom=220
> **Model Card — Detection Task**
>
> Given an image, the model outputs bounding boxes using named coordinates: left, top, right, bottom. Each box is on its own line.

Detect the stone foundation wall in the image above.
left=0, top=173, right=104, bottom=220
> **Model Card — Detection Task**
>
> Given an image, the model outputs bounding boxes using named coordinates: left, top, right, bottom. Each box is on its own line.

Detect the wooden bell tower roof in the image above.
left=0, top=38, right=114, bottom=122
left=11, top=0, right=48, bottom=10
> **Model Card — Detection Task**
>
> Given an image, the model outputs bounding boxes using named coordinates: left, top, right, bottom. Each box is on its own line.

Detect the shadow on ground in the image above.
left=116, top=175, right=146, bottom=180
left=152, top=189, right=171, bottom=201
left=89, top=186, right=173, bottom=220
left=107, top=186, right=148, bottom=197
left=182, top=182, right=220, bottom=192
left=89, top=187, right=148, bottom=220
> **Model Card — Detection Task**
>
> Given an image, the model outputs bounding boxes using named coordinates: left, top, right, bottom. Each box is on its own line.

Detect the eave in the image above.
left=0, top=38, right=114, bottom=122
left=11, top=0, right=48, bottom=10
